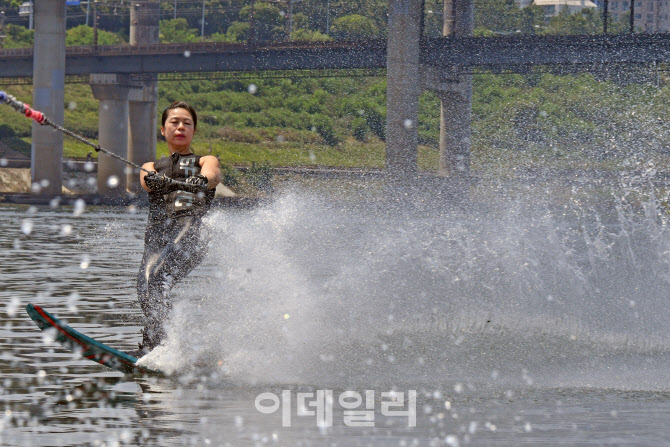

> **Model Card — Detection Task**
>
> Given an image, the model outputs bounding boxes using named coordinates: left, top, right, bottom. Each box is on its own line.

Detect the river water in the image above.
left=3, top=179, right=670, bottom=446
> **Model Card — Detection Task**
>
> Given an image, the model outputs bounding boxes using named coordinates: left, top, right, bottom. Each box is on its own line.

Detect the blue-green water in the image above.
left=3, top=182, right=670, bottom=446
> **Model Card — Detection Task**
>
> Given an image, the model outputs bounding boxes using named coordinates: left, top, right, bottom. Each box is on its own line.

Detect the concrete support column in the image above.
left=438, top=0, right=473, bottom=176
left=31, top=1, right=65, bottom=195
left=385, top=0, right=423, bottom=180
left=438, top=83, right=472, bottom=175
left=127, top=1, right=159, bottom=193
left=127, top=99, right=156, bottom=192
left=90, top=74, right=130, bottom=198
left=130, top=1, right=160, bottom=44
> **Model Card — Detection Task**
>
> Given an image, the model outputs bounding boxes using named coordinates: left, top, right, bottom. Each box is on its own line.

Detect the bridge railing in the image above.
left=0, top=39, right=387, bottom=59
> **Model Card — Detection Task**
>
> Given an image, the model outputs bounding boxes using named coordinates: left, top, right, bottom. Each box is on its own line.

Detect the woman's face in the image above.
left=161, top=108, right=196, bottom=151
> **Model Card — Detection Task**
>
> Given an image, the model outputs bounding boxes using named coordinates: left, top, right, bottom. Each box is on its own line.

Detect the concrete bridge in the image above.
left=7, top=0, right=670, bottom=197
left=3, top=34, right=670, bottom=78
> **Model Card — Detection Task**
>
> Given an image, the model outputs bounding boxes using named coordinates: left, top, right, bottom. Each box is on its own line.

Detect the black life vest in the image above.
left=148, top=152, right=215, bottom=223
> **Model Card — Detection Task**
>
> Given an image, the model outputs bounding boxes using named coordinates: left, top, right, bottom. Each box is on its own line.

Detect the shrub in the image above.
left=330, top=14, right=379, bottom=39
left=0, top=124, right=16, bottom=138
left=351, top=117, right=368, bottom=141
left=311, top=115, right=342, bottom=146
left=217, top=126, right=261, bottom=143
left=365, top=106, right=386, bottom=141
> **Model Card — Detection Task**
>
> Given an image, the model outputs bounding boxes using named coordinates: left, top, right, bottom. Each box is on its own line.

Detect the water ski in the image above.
left=25, top=304, right=162, bottom=376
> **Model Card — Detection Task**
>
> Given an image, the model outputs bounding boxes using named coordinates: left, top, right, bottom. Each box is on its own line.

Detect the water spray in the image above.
left=0, top=90, right=198, bottom=190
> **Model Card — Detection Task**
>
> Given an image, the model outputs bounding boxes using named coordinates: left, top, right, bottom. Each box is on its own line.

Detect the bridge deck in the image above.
left=1, top=34, right=670, bottom=79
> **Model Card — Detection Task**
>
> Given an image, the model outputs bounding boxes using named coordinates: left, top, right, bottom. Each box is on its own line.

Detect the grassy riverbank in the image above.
left=3, top=70, right=670, bottom=178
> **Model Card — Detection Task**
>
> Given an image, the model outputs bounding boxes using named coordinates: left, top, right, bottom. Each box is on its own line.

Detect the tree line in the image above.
left=0, top=0, right=641, bottom=50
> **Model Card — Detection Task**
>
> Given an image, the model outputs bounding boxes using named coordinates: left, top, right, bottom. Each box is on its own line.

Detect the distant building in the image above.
left=607, top=0, right=670, bottom=32
left=533, top=0, right=598, bottom=17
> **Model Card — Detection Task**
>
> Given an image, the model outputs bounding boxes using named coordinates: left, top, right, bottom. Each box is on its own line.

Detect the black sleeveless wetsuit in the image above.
left=136, top=152, right=215, bottom=350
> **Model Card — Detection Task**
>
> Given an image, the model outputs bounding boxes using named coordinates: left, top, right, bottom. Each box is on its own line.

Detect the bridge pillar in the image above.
left=426, top=0, right=473, bottom=177
left=90, top=74, right=131, bottom=198
left=385, top=0, right=423, bottom=180
left=127, top=1, right=159, bottom=194
left=31, top=1, right=65, bottom=196
left=128, top=97, right=157, bottom=193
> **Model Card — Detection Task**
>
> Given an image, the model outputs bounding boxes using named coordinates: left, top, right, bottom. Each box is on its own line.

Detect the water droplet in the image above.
left=73, top=199, right=86, bottom=216
left=67, top=292, right=80, bottom=313
left=234, top=416, right=244, bottom=428
left=6, top=297, right=20, bottom=317
left=60, top=224, right=72, bottom=236
left=107, top=175, right=119, bottom=188
left=84, top=162, right=94, bottom=172
left=68, top=101, right=77, bottom=110
left=184, top=50, right=191, bottom=57
left=445, top=435, right=459, bottom=447
left=403, top=119, right=413, bottom=129
left=21, top=219, right=33, bottom=235
left=248, top=84, right=257, bottom=94
left=0, top=158, right=7, bottom=167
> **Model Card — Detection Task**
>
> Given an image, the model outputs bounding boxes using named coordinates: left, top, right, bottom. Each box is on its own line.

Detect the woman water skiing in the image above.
left=131, top=101, right=221, bottom=358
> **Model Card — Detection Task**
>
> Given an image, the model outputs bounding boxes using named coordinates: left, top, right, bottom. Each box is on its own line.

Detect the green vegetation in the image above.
left=1, top=0, right=667, bottom=176
left=3, top=69, right=670, bottom=175
left=159, top=18, right=199, bottom=43
left=66, top=25, right=127, bottom=46
left=0, top=0, right=636, bottom=50
left=1, top=24, right=34, bottom=48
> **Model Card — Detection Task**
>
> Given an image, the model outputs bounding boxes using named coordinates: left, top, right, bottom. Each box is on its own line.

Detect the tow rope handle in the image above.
left=0, top=91, right=46, bottom=125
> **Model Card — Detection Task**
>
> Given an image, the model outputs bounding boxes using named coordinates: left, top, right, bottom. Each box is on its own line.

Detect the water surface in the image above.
left=3, top=182, right=670, bottom=446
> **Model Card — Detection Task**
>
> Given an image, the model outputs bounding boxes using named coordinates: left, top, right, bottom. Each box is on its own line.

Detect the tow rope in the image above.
left=0, top=91, right=195, bottom=189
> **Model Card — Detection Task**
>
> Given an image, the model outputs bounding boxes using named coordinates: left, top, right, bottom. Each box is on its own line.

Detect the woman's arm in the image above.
left=198, top=155, right=221, bottom=189
left=139, top=162, right=156, bottom=192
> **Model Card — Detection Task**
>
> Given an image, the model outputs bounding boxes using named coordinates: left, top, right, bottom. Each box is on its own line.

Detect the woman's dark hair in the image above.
left=161, top=101, right=198, bottom=130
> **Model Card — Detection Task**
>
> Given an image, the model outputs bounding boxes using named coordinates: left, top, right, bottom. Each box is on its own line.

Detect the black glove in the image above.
left=183, top=174, right=209, bottom=193
left=144, top=172, right=172, bottom=193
